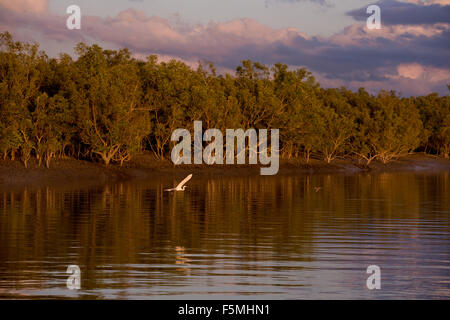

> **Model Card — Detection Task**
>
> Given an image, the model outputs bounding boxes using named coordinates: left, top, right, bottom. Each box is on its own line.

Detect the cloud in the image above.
left=0, top=0, right=48, bottom=14
left=79, top=9, right=310, bottom=63
left=395, top=63, right=450, bottom=82
left=0, top=3, right=448, bottom=96
left=347, top=0, right=450, bottom=26
left=403, top=0, right=450, bottom=5
left=317, top=63, right=450, bottom=96
left=268, top=0, right=331, bottom=5
left=0, top=6, right=83, bottom=43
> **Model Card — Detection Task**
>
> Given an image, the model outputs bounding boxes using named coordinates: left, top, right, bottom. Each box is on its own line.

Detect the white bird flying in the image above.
left=165, top=174, right=193, bottom=192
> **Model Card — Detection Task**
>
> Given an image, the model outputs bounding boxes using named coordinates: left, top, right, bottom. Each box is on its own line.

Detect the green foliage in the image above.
left=369, top=92, right=423, bottom=163
left=0, top=31, right=47, bottom=166
left=0, top=32, right=448, bottom=167
left=416, top=94, right=450, bottom=158
left=72, top=44, right=151, bottom=165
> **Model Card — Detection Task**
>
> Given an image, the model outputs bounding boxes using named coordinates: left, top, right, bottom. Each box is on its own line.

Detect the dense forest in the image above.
left=0, top=31, right=449, bottom=168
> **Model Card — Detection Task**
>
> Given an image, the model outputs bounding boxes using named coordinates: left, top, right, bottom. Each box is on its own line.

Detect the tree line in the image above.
left=0, top=32, right=449, bottom=168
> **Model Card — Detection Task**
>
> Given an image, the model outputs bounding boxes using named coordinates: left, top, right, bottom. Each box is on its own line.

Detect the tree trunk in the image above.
left=379, top=153, right=392, bottom=164
left=442, top=146, right=449, bottom=159
left=101, top=153, right=112, bottom=166
left=157, top=140, right=165, bottom=160
left=305, top=149, right=311, bottom=164
left=324, top=151, right=333, bottom=164
left=22, top=155, right=30, bottom=168
left=37, top=154, right=42, bottom=167
left=45, top=151, right=53, bottom=168
left=21, top=147, right=32, bottom=168
left=366, top=155, right=376, bottom=165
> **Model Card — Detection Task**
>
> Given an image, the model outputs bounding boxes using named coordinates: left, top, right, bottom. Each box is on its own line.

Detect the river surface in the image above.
left=0, top=171, right=449, bottom=299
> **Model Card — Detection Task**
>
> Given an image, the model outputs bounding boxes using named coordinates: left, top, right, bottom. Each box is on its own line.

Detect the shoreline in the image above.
left=1, top=153, right=449, bottom=188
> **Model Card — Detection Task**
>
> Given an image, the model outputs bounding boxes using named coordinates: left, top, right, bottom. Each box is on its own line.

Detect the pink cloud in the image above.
left=397, top=63, right=425, bottom=79
left=403, top=0, right=450, bottom=5
left=0, top=0, right=48, bottom=14
left=85, top=9, right=307, bottom=57
left=394, top=63, right=450, bottom=82
left=318, top=63, right=450, bottom=96
left=329, top=22, right=448, bottom=46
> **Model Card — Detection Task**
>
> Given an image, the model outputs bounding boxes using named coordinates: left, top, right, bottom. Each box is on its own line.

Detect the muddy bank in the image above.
left=0, top=153, right=449, bottom=188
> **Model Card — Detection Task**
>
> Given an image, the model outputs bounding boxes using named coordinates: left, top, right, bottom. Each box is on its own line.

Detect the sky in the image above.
left=0, top=0, right=449, bottom=96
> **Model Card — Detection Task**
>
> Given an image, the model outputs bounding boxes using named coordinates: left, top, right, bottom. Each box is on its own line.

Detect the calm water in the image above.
left=0, top=172, right=449, bottom=299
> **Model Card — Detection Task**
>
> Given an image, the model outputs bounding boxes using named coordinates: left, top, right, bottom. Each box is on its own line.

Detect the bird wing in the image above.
left=176, top=174, right=193, bottom=189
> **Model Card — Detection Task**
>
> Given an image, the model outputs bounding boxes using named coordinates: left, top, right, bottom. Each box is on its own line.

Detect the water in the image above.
left=0, top=172, right=449, bottom=299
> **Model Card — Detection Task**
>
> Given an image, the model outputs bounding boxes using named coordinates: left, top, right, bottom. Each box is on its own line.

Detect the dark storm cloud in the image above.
left=347, top=0, right=450, bottom=25
left=211, top=28, right=449, bottom=83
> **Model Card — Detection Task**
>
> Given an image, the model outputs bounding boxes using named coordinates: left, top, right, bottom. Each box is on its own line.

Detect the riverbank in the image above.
left=0, top=153, right=449, bottom=187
